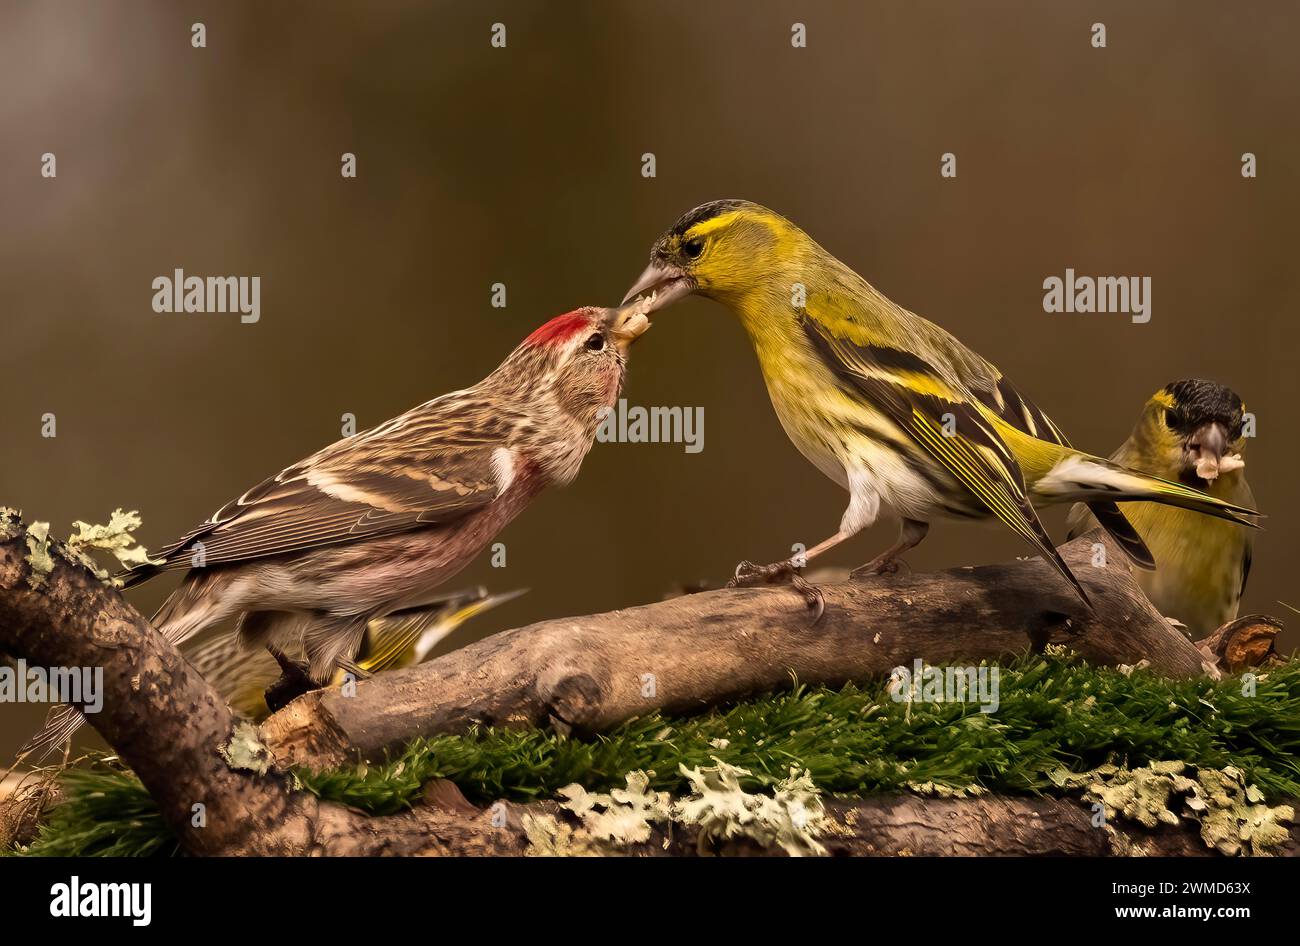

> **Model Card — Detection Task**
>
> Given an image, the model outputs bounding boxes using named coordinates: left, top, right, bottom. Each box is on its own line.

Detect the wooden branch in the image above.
left=0, top=522, right=557, bottom=855
left=3, top=515, right=1262, bottom=857
left=1196, top=613, right=1283, bottom=673
left=299, top=784, right=1300, bottom=857
left=261, top=530, right=1206, bottom=769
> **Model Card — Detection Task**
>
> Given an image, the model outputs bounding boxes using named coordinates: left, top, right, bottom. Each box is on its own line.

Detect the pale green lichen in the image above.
left=1188, top=766, right=1294, bottom=856
left=522, top=812, right=604, bottom=857
left=1081, top=762, right=1293, bottom=855
left=219, top=722, right=270, bottom=776
left=64, top=509, right=161, bottom=584
left=906, top=780, right=988, bottom=798
left=0, top=507, right=22, bottom=541
left=23, top=522, right=55, bottom=590
left=525, top=762, right=829, bottom=857
left=672, top=759, right=827, bottom=857
left=7, top=509, right=160, bottom=589
left=556, top=770, right=670, bottom=845
left=1082, top=760, right=1191, bottom=828
left=1046, top=763, right=1120, bottom=790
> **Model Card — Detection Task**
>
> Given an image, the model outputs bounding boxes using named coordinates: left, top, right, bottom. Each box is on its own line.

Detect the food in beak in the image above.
left=621, top=262, right=693, bottom=312
left=1187, top=422, right=1243, bottom=481
left=1194, top=451, right=1244, bottom=482
left=609, top=300, right=652, bottom=347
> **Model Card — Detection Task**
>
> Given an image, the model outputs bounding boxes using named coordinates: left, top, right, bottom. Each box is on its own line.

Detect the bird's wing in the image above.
left=801, top=314, right=1090, bottom=604
left=972, top=372, right=1073, bottom=449
left=127, top=402, right=512, bottom=577
left=185, top=631, right=280, bottom=718
left=973, top=362, right=1154, bottom=568
left=361, top=586, right=528, bottom=671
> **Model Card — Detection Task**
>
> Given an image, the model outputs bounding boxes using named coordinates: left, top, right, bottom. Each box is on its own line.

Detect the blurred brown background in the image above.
left=2, top=1, right=1296, bottom=755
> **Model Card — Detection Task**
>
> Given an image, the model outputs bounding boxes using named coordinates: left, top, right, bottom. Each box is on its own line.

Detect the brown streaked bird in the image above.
left=20, top=304, right=649, bottom=761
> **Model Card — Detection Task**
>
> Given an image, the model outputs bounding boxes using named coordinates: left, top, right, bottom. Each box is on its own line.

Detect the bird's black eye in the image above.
left=682, top=237, right=705, bottom=260
left=1164, top=409, right=1180, bottom=429
left=585, top=333, right=605, bottom=351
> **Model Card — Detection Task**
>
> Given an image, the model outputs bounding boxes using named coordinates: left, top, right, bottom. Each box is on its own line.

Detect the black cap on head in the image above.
left=666, top=198, right=753, bottom=237
left=1163, top=379, right=1244, bottom=434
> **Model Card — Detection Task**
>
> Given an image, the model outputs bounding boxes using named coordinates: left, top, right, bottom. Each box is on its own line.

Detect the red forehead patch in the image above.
left=523, top=309, right=595, bottom=347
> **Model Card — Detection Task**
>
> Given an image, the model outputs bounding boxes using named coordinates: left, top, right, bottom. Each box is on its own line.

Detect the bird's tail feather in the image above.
left=1030, top=452, right=1260, bottom=527
left=1085, top=501, right=1156, bottom=570
left=365, top=586, right=528, bottom=669
left=13, top=704, right=83, bottom=767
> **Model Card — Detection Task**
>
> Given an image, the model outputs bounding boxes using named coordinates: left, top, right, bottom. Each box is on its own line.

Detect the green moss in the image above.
left=301, top=654, right=1300, bottom=814
left=4, top=765, right=178, bottom=858
left=10, top=653, right=1300, bottom=856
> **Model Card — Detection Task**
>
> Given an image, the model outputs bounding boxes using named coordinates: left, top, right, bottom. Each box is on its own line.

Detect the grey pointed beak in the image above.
left=1187, top=421, right=1229, bottom=480
left=620, top=260, right=694, bottom=313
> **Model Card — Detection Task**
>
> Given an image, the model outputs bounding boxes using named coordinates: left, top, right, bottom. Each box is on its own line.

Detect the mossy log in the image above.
left=0, top=514, right=1286, bottom=856
left=261, top=529, right=1208, bottom=769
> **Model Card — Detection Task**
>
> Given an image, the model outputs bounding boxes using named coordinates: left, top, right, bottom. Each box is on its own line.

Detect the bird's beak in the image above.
left=1186, top=421, right=1235, bottom=481
left=620, top=260, right=695, bottom=313
left=607, top=301, right=652, bottom=354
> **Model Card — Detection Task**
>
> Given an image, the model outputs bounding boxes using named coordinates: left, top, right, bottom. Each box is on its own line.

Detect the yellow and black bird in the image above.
left=185, top=586, right=525, bottom=720
left=1066, top=381, right=1254, bottom=636
left=623, top=199, right=1259, bottom=609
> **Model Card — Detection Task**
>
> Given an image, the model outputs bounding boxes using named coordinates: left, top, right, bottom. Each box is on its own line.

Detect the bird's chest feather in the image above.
left=760, top=360, right=944, bottom=518
left=306, top=466, right=546, bottom=614
left=1127, top=502, right=1247, bottom=633
left=741, top=303, right=950, bottom=521
left=749, top=335, right=852, bottom=485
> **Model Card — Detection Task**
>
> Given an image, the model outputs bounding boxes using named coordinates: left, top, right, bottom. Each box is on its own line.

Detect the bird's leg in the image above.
left=851, top=519, right=929, bottom=579
left=263, top=646, right=320, bottom=714
left=728, top=531, right=853, bottom=621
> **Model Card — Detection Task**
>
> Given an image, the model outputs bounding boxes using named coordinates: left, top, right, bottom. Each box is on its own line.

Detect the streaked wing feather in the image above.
left=129, top=410, right=507, bottom=574
left=802, top=315, right=1090, bottom=605
left=1083, top=501, right=1156, bottom=569
left=978, top=374, right=1073, bottom=449
left=185, top=631, right=281, bottom=718
left=360, top=607, right=454, bottom=673
left=978, top=374, right=1153, bottom=569
left=15, top=704, right=82, bottom=765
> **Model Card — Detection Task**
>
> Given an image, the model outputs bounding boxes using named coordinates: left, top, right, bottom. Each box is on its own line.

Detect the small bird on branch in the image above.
left=623, top=200, right=1259, bottom=614
left=1067, top=380, right=1255, bottom=638
left=186, top=585, right=526, bottom=719
left=21, top=304, right=650, bottom=761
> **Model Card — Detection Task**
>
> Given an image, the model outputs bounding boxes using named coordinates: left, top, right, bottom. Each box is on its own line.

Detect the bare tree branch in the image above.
left=4, top=515, right=1269, bottom=857
left=0, top=519, right=532, bottom=854
left=261, top=530, right=1207, bottom=769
